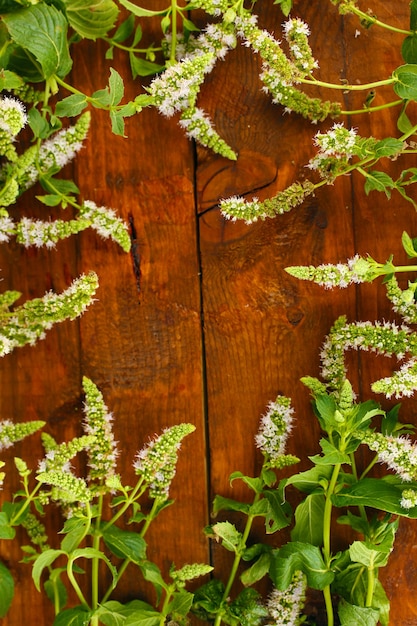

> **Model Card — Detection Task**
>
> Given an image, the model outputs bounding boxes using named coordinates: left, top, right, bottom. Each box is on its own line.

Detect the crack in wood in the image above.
left=128, top=213, right=141, bottom=297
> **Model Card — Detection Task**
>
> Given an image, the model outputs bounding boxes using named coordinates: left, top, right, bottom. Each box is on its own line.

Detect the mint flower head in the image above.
left=255, top=396, right=295, bottom=462
left=285, top=255, right=383, bottom=289
left=82, top=377, right=119, bottom=489
left=266, top=570, right=306, bottom=625
left=0, top=272, right=98, bottom=357
left=179, top=106, right=237, bottom=160
left=220, top=181, right=315, bottom=223
left=361, top=431, right=417, bottom=483
left=133, top=423, right=195, bottom=500
left=148, top=53, right=215, bottom=117
left=283, top=18, right=318, bottom=76
left=0, top=96, right=27, bottom=162
left=0, top=419, right=44, bottom=452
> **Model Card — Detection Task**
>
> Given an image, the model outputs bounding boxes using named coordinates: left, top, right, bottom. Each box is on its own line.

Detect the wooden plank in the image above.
left=342, top=3, right=417, bottom=622
left=0, top=36, right=208, bottom=626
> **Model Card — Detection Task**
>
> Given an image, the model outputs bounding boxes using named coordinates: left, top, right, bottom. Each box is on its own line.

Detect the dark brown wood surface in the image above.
left=1, top=1, right=417, bottom=624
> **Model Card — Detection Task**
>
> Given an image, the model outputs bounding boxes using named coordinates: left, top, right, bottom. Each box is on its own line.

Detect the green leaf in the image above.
left=110, top=110, right=125, bottom=136
left=129, top=54, right=164, bottom=79
left=124, top=611, right=162, bottom=626
left=392, top=64, right=417, bottom=101
left=229, top=471, right=263, bottom=493
left=118, top=0, right=167, bottom=18
left=27, top=107, right=51, bottom=140
left=111, top=14, right=135, bottom=43
left=0, top=68, right=22, bottom=90
left=349, top=541, right=390, bottom=568
left=55, top=94, right=88, bottom=118
left=44, top=570, right=68, bottom=613
left=33, top=549, right=65, bottom=592
left=62, top=0, right=118, bottom=40
left=0, top=512, right=15, bottom=540
left=270, top=542, right=334, bottom=590
left=363, top=171, right=395, bottom=197
left=402, top=34, right=417, bottom=64
left=337, top=599, right=379, bottom=626
left=53, top=606, right=93, bottom=626
left=101, top=525, right=146, bottom=564
left=108, top=67, right=124, bottom=105
left=0, top=561, right=14, bottom=618
left=310, top=438, right=351, bottom=466
left=402, top=231, right=417, bottom=258
left=3, top=4, right=72, bottom=79
left=229, top=588, right=268, bottom=626
left=333, top=477, right=417, bottom=517
left=262, top=489, right=292, bottom=533
left=410, top=0, right=417, bottom=30
left=60, top=517, right=89, bottom=553
left=273, top=0, right=292, bottom=16
left=397, top=100, right=413, bottom=133
left=291, top=494, right=325, bottom=546
left=192, top=579, right=224, bottom=617
left=372, top=137, right=404, bottom=158
left=212, top=494, right=250, bottom=516
left=167, top=590, right=193, bottom=618
left=284, top=465, right=332, bottom=494
left=211, top=521, right=242, bottom=552
left=240, top=552, right=270, bottom=586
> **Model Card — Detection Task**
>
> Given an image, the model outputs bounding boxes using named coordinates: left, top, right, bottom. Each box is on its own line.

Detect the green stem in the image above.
left=349, top=5, right=412, bottom=36
left=101, top=478, right=146, bottom=532
left=91, top=497, right=104, bottom=613
left=213, top=494, right=260, bottom=626
left=340, top=99, right=403, bottom=116
left=300, top=75, right=394, bottom=92
left=322, top=463, right=342, bottom=626
left=101, top=496, right=162, bottom=605
left=67, top=555, right=90, bottom=609
left=366, top=564, right=375, bottom=607
left=170, top=0, right=178, bottom=62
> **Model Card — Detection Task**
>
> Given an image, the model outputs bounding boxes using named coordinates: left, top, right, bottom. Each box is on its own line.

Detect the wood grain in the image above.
left=1, top=1, right=416, bottom=624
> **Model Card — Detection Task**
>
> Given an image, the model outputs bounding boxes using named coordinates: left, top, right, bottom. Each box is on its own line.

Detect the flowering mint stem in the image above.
left=340, top=99, right=403, bottom=116
left=348, top=5, right=412, bottom=35
left=214, top=492, right=261, bottom=626
left=301, top=75, right=394, bottom=92
left=322, top=462, right=342, bottom=626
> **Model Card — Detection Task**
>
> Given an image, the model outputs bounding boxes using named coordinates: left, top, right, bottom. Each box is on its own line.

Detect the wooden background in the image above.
left=1, top=0, right=417, bottom=623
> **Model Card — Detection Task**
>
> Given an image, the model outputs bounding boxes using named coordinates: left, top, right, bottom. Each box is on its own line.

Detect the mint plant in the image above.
left=1, top=0, right=417, bottom=625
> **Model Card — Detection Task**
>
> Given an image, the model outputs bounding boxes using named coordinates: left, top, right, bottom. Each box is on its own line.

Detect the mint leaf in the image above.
left=55, top=94, right=88, bottom=118
left=270, top=542, right=334, bottom=590
left=392, top=64, right=417, bottom=101
left=0, top=561, right=14, bottom=618
left=62, top=0, right=119, bottom=40
left=3, top=4, right=72, bottom=79
left=101, top=525, right=146, bottom=564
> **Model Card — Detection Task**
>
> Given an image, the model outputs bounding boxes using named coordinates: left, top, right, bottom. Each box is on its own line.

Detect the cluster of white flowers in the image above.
left=0, top=96, right=27, bottom=162
left=148, top=53, right=215, bottom=118
left=320, top=316, right=417, bottom=398
left=385, top=276, right=417, bottom=325
left=361, top=431, right=417, bottom=482
left=82, top=377, right=119, bottom=489
left=133, top=423, right=195, bottom=499
left=255, top=396, right=295, bottom=461
left=0, top=272, right=98, bottom=357
left=286, top=255, right=385, bottom=289
left=79, top=200, right=131, bottom=251
left=221, top=181, right=315, bottom=223
left=0, top=419, right=44, bottom=452
left=283, top=18, right=319, bottom=75
left=266, top=571, right=306, bottom=625
left=400, top=488, right=417, bottom=510
left=308, top=123, right=358, bottom=175
left=373, top=358, right=417, bottom=398
left=220, top=195, right=266, bottom=223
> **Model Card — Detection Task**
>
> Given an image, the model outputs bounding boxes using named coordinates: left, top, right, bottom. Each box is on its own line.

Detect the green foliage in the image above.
left=3, top=1, right=417, bottom=625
